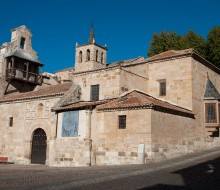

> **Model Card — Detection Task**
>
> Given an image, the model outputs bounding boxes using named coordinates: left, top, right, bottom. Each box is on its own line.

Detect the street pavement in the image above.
left=1, top=146, right=220, bottom=190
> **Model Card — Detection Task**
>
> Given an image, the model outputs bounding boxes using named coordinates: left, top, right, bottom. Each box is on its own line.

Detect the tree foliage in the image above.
left=181, top=30, right=206, bottom=57
left=206, top=26, right=220, bottom=67
left=147, top=26, right=220, bottom=68
left=148, top=32, right=181, bottom=57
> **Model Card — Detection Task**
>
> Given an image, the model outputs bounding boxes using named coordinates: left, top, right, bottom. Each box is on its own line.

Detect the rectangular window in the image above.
left=119, top=115, right=126, bottom=129
left=9, top=117, right=13, bottom=127
left=159, top=81, right=166, bottom=96
left=91, top=84, right=99, bottom=101
left=62, top=111, right=79, bottom=137
left=205, top=103, right=217, bottom=123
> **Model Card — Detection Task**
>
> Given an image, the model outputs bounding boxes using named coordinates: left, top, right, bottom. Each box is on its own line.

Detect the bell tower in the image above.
left=0, top=25, right=43, bottom=95
left=75, top=23, right=107, bottom=72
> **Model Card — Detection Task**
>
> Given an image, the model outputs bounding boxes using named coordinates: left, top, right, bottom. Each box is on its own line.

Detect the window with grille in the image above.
left=205, top=103, right=217, bottom=123
left=159, top=81, right=166, bottom=96
left=119, top=115, right=126, bottom=129
left=91, top=84, right=99, bottom=101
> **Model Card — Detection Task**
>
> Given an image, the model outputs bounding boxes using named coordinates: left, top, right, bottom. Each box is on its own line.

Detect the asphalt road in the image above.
left=1, top=147, right=220, bottom=190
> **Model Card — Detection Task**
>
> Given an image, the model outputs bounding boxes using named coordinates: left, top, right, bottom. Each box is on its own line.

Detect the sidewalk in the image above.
left=1, top=146, right=220, bottom=190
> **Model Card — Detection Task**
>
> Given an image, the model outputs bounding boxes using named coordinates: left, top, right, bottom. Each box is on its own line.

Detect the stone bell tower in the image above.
left=0, top=25, right=43, bottom=96
left=74, top=23, right=107, bottom=72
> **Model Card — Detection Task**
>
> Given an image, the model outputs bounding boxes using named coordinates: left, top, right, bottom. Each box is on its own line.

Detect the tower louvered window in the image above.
left=86, top=49, right=90, bottom=61
left=79, top=51, right=82, bottom=63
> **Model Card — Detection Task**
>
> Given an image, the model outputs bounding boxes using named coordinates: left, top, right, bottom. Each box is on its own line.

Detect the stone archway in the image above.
left=31, top=128, right=47, bottom=164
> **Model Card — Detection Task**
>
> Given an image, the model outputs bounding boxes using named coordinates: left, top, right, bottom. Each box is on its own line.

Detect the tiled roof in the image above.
left=107, top=57, right=145, bottom=67
left=146, top=49, right=194, bottom=62
left=0, top=83, right=72, bottom=103
left=52, top=99, right=113, bottom=112
left=204, top=77, right=220, bottom=100
left=97, top=91, right=193, bottom=116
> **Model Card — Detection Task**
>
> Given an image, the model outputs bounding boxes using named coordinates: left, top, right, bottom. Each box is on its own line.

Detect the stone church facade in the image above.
left=0, top=25, right=220, bottom=166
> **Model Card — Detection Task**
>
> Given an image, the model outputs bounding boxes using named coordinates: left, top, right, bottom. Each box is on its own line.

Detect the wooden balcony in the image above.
left=6, top=68, right=42, bottom=85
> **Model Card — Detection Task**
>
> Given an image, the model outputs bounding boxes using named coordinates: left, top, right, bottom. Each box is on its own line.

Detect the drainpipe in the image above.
left=85, top=109, right=92, bottom=166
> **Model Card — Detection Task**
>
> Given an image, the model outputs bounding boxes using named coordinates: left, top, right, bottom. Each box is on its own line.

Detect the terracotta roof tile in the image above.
left=147, top=49, right=194, bottom=62
left=97, top=91, right=193, bottom=116
left=0, top=83, right=72, bottom=103
left=107, top=57, right=145, bottom=67
left=52, top=99, right=113, bottom=112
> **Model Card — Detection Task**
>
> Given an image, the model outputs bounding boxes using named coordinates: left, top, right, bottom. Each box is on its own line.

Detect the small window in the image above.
left=205, top=103, right=217, bottom=123
left=159, top=81, right=166, bottom=96
left=79, top=51, right=82, bottom=63
left=96, top=50, right=98, bottom=62
left=86, top=49, right=90, bottom=61
left=9, top=117, right=13, bottom=127
left=119, top=115, right=126, bottom=129
left=20, top=37, right=25, bottom=49
left=91, top=84, right=99, bottom=101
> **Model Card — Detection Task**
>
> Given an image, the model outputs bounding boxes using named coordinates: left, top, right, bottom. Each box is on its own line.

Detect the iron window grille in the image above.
left=160, top=81, right=166, bottom=96
left=205, top=103, right=217, bottom=123
left=91, top=84, right=99, bottom=101
left=119, top=115, right=126, bottom=129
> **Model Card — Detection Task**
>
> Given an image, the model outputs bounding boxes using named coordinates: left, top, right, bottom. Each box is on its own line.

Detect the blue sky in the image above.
left=0, top=0, right=220, bottom=73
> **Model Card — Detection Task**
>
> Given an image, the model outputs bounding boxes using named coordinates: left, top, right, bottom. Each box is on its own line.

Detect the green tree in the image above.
left=206, top=26, right=220, bottom=67
left=181, top=30, right=206, bottom=57
left=147, top=31, right=181, bottom=57
left=147, top=27, right=220, bottom=68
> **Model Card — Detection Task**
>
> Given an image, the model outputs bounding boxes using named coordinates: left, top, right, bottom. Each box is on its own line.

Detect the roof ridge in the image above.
left=0, top=82, right=72, bottom=103
left=121, top=90, right=192, bottom=112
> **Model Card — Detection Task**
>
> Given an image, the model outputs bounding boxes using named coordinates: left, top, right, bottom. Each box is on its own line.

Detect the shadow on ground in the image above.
left=138, top=156, right=220, bottom=190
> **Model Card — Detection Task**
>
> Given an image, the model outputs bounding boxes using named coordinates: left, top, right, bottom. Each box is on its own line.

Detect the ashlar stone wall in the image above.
left=151, top=110, right=194, bottom=160
left=191, top=58, right=220, bottom=136
left=95, top=109, right=151, bottom=165
left=73, top=68, right=121, bottom=101
left=0, top=96, right=60, bottom=164
left=148, top=57, right=193, bottom=110
left=73, top=66, right=150, bottom=101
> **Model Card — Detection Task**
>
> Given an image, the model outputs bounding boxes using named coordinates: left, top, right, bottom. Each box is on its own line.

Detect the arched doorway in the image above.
left=31, top=128, right=47, bottom=164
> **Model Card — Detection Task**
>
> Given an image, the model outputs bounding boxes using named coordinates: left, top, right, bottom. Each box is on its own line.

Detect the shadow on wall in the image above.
left=138, top=156, right=220, bottom=190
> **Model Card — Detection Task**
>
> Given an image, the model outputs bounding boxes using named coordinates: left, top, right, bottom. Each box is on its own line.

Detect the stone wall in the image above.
left=72, top=66, right=150, bottom=101
left=150, top=109, right=220, bottom=161
left=0, top=97, right=60, bottom=164
left=55, top=68, right=74, bottom=81
left=95, top=109, right=151, bottom=165
left=150, top=110, right=194, bottom=160
left=120, top=68, right=148, bottom=94
left=148, top=57, right=193, bottom=110
left=73, top=68, right=121, bottom=101
left=52, top=110, right=91, bottom=166
left=191, top=58, right=220, bottom=136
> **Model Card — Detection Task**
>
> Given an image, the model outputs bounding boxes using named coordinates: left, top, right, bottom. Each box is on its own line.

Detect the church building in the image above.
left=0, top=25, right=220, bottom=166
